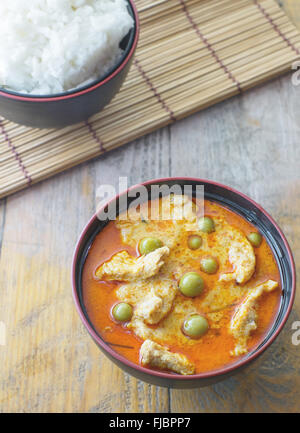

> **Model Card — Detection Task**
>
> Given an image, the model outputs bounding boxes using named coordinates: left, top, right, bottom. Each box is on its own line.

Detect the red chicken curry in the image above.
left=82, top=196, right=281, bottom=375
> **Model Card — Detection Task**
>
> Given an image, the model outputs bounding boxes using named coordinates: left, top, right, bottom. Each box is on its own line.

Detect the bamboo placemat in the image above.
left=0, top=0, right=300, bottom=199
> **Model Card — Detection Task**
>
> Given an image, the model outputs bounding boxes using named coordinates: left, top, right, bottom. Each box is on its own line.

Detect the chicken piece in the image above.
left=128, top=298, right=197, bottom=345
left=135, top=294, right=163, bottom=324
left=116, top=195, right=198, bottom=249
left=95, top=246, right=169, bottom=281
left=140, top=339, right=195, bottom=375
left=230, top=280, right=279, bottom=356
left=219, top=239, right=256, bottom=284
left=169, top=194, right=198, bottom=222
left=134, top=280, right=177, bottom=325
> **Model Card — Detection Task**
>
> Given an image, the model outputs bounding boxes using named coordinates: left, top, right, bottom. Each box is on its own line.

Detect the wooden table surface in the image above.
left=0, top=0, right=299, bottom=413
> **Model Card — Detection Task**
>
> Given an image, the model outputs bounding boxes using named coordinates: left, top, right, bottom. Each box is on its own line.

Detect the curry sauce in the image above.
left=82, top=197, right=281, bottom=375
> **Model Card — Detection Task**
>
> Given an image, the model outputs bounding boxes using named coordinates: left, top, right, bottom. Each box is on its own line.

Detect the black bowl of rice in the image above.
left=0, top=0, right=139, bottom=129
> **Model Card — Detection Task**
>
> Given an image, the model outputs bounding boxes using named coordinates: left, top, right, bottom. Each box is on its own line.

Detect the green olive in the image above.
left=200, top=257, right=218, bottom=274
left=139, top=237, right=163, bottom=255
left=188, top=235, right=202, bottom=250
left=198, top=216, right=215, bottom=233
left=247, top=232, right=262, bottom=248
left=112, top=303, right=133, bottom=322
left=179, top=272, right=204, bottom=297
left=182, top=314, right=209, bottom=338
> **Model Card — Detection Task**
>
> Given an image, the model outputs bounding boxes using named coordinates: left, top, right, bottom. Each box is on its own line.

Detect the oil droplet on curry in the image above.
left=82, top=195, right=281, bottom=375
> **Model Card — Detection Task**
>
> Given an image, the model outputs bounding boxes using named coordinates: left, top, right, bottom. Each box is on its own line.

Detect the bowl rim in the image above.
left=0, top=0, right=139, bottom=103
left=71, top=176, right=296, bottom=381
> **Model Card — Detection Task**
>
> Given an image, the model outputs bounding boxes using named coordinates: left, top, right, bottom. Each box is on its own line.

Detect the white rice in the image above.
left=0, top=0, right=134, bottom=95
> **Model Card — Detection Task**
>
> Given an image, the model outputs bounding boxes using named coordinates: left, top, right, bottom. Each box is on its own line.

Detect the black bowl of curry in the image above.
left=72, top=178, right=295, bottom=388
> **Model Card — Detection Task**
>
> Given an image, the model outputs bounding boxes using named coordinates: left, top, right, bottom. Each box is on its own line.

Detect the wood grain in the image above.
left=0, top=1, right=300, bottom=413
left=280, top=0, right=300, bottom=26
